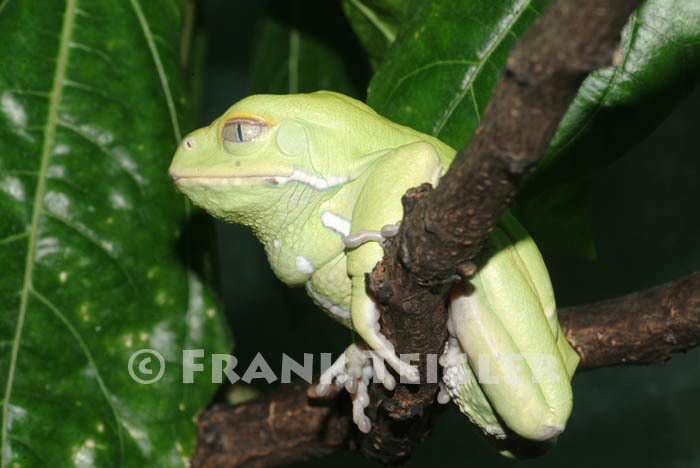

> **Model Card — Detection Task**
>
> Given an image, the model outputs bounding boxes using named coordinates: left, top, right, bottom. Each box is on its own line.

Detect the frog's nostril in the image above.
left=184, top=137, right=196, bottom=150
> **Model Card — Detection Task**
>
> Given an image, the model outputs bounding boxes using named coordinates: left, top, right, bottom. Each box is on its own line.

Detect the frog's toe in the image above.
left=352, top=376, right=371, bottom=433
left=316, top=350, right=348, bottom=396
left=369, top=351, right=396, bottom=391
left=379, top=222, right=400, bottom=238
left=437, top=382, right=452, bottom=404
left=317, top=344, right=379, bottom=433
left=364, top=324, right=420, bottom=383
left=437, top=336, right=460, bottom=404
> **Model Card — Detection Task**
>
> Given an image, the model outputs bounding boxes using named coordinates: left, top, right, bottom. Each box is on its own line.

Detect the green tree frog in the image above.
left=169, top=91, right=580, bottom=447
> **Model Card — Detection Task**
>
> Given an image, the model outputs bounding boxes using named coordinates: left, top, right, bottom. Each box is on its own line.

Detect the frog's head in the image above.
left=169, top=91, right=399, bottom=224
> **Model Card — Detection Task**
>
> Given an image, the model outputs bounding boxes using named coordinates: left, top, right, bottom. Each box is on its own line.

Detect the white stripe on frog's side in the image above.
left=305, top=281, right=351, bottom=325
left=273, top=239, right=281, bottom=249
left=269, top=169, right=349, bottom=190
left=320, top=210, right=351, bottom=237
left=295, top=255, right=315, bottom=274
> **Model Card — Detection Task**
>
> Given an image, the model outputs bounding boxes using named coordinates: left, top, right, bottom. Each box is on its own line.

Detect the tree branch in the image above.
left=362, top=0, right=641, bottom=462
left=560, top=272, right=700, bottom=370
left=192, top=383, right=353, bottom=468
left=192, top=273, right=700, bottom=468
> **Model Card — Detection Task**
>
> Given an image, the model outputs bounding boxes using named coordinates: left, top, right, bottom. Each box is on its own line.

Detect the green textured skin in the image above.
left=446, top=215, right=579, bottom=444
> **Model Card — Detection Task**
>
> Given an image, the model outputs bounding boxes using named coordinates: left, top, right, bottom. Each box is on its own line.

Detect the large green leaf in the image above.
left=366, top=0, right=550, bottom=150
left=250, top=0, right=370, bottom=98
left=0, top=1, right=230, bottom=466
left=514, top=0, right=700, bottom=257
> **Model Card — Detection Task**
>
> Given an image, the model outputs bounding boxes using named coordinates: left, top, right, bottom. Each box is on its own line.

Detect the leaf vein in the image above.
left=432, top=0, right=532, bottom=136
left=44, top=212, right=137, bottom=292
left=129, top=0, right=181, bottom=142
left=57, top=119, right=145, bottom=193
left=348, top=0, right=396, bottom=43
left=0, top=231, right=29, bottom=246
left=385, top=60, right=480, bottom=105
left=30, top=288, right=125, bottom=464
left=2, top=0, right=77, bottom=464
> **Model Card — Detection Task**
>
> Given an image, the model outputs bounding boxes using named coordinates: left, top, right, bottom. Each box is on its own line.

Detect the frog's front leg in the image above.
left=316, top=342, right=396, bottom=432
left=346, top=142, right=442, bottom=383
left=343, top=222, right=400, bottom=248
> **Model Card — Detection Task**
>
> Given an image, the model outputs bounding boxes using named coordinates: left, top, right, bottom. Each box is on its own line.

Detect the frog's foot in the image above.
left=437, top=334, right=463, bottom=404
left=343, top=222, right=401, bottom=248
left=440, top=305, right=510, bottom=440
left=316, top=344, right=396, bottom=433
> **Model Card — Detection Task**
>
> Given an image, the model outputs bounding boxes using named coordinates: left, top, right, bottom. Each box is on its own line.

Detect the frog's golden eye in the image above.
left=221, top=118, right=267, bottom=143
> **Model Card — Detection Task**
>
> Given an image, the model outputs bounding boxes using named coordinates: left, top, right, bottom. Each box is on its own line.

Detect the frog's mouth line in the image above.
left=171, top=174, right=283, bottom=187
left=170, top=168, right=351, bottom=191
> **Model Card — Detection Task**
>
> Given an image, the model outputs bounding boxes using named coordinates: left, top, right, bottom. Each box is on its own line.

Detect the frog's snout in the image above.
left=169, top=135, right=200, bottom=181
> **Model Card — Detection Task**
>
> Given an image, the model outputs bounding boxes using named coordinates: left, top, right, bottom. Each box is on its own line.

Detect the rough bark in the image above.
left=560, top=272, right=700, bottom=371
left=191, top=383, right=353, bottom=468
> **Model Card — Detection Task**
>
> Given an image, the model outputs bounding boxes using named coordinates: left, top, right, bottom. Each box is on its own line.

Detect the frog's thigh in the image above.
left=346, top=142, right=442, bottom=380
left=449, top=267, right=572, bottom=441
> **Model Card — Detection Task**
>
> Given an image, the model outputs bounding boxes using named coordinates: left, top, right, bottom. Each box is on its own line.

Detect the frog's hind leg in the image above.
left=438, top=306, right=508, bottom=439
left=446, top=274, right=571, bottom=442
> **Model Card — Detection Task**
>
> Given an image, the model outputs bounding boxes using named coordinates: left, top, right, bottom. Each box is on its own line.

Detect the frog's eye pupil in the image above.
left=221, top=118, right=266, bottom=143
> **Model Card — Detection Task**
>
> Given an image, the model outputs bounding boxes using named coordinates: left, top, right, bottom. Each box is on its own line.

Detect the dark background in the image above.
left=196, top=1, right=700, bottom=466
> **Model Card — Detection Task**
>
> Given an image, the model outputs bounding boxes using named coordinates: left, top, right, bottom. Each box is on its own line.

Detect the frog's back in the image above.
left=312, top=91, right=457, bottom=168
